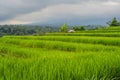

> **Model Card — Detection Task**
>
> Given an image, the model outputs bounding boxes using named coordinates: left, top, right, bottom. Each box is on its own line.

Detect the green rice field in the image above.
left=0, top=27, right=120, bottom=80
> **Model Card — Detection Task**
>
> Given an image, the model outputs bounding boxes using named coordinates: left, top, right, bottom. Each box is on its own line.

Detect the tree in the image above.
left=80, top=26, right=85, bottom=30
left=107, top=17, right=120, bottom=26
left=72, top=26, right=85, bottom=31
left=59, top=23, right=68, bottom=32
left=73, top=26, right=79, bottom=31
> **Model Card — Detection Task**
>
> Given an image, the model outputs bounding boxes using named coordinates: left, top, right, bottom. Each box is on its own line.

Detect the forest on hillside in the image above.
left=0, top=25, right=59, bottom=36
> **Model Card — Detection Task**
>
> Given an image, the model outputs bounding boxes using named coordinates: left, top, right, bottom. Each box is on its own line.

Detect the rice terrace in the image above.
left=0, top=25, right=120, bottom=80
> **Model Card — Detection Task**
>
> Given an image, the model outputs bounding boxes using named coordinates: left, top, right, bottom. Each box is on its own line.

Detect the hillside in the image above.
left=0, top=26, right=120, bottom=80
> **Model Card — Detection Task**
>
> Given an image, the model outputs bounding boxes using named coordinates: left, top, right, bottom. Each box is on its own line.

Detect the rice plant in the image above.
left=1, top=27, right=120, bottom=80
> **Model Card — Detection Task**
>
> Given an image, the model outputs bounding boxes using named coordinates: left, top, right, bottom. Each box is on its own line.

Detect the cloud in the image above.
left=0, top=0, right=120, bottom=25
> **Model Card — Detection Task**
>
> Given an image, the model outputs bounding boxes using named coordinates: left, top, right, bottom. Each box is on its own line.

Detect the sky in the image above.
left=0, top=0, right=120, bottom=25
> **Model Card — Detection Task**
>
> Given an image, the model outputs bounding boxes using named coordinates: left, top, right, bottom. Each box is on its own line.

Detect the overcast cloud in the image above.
left=0, top=0, right=120, bottom=25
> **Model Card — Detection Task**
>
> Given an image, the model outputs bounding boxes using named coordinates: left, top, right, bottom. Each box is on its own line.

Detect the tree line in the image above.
left=0, top=25, right=59, bottom=37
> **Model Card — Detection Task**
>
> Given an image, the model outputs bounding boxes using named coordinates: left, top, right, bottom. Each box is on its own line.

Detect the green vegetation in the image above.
left=46, top=26, right=120, bottom=37
left=107, top=17, right=120, bottom=26
left=5, top=36, right=120, bottom=46
left=72, top=26, right=86, bottom=31
left=0, top=26, right=120, bottom=80
left=59, top=23, right=68, bottom=32
left=0, top=25, right=59, bottom=36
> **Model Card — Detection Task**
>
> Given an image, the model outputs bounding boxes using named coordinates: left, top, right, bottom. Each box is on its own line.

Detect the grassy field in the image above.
left=0, top=27, right=120, bottom=80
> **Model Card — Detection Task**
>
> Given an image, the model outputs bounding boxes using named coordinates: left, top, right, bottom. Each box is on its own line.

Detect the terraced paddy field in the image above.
left=0, top=27, right=120, bottom=80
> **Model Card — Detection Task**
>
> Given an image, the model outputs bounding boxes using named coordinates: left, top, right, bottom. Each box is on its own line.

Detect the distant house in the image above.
left=68, top=30, right=75, bottom=33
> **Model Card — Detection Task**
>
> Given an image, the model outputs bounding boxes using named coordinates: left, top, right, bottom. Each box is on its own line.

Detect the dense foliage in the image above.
left=59, top=23, right=68, bottom=32
left=72, top=26, right=86, bottom=31
left=107, top=17, right=120, bottom=26
left=0, top=25, right=59, bottom=36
